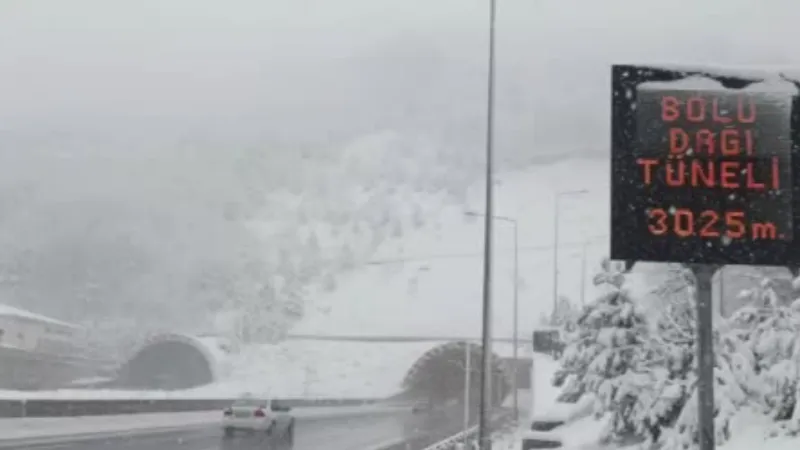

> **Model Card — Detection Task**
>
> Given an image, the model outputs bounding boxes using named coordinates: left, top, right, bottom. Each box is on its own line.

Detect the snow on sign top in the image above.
left=611, top=63, right=800, bottom=266
left=622, top=62, right=800, bottom=90
left=638, top=74, right=800, bottom=94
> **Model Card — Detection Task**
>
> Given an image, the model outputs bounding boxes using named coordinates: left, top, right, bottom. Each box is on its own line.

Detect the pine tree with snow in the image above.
left=727, top=276, right=798, bottom=421
left=761, top=274, right=800, bottom=437
left=730, top=278, right=794, bottom=372
left=556, top=259, right=654, bottom=441
left=658, top=275, right=765, bottom=450
left=556, top=260, right=760, bottom=448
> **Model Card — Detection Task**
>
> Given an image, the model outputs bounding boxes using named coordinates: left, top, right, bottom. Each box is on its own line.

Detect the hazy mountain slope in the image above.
left=296, top=158, right=614, bottom=338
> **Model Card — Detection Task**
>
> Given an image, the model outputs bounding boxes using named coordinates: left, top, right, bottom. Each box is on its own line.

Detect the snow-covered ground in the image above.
left=721, top=411, right=800, bottom=450
left=509, top=356, right=800, bottom=450
left=505, top=410, right=800, bottom=450
left=528, top=354, right=562, bottom=419
left=210, top=340, right=437, bottom=398
left=297, top=158, right=662, bottom=341
left=297, top=159, right=611, bottom=340
left=203, top=337, right=533, bottom=400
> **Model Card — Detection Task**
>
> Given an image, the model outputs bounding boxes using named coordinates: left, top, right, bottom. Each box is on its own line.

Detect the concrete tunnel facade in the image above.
left=115, top=336, right=520, bottom=399
left=401, top=341, right=513, bottom=407
left=115, top=333, right=218, bottom=390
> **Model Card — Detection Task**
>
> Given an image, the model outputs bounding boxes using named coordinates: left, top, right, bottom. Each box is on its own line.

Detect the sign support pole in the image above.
left=689, top=263, right=718, bottom=450
left=611, top=63, right=797, bottom=450
left=625, top=261, right=718, bottom=450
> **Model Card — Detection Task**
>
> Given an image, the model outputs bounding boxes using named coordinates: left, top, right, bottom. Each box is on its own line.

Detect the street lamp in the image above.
left=477, top=0, right=498, bottom=447
left=465, top=211, right=519, bottom=423
left=552, top=189, right=589, bottom=314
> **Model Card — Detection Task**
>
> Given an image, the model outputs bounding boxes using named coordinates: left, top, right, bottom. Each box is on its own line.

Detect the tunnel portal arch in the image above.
left=116, top=333, right=217, bottom=390
left=402, top=341, right=512, bottom=408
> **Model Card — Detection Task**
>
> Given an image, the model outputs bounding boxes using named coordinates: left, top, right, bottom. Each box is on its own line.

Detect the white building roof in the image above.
left=0, top=304, right=81, bottom=329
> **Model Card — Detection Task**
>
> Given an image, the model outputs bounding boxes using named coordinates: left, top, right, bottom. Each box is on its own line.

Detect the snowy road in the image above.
left=8, top=408, right=464, bottom=450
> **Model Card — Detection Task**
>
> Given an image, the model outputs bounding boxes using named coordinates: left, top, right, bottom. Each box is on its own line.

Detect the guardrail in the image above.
left=371, top=409, right=515, bottom=450
left=0, top=397, right=381, bottom=418
left=419, top=410, right=516, bottom=450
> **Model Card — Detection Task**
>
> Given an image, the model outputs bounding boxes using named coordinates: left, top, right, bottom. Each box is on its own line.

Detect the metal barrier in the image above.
left=376, top=411, right=516, bottom=450
left=0, top=397, right=381, bottom=418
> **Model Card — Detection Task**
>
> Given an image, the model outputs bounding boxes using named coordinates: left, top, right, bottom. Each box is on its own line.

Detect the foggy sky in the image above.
left=0, top=0, right=796, bottom=337
left=2, top=0, right=798, bottom=156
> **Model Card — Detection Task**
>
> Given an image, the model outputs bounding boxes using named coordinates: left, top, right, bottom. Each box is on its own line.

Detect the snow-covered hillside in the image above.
left=210, top=340, right=433, bottom=398
left=296, top=158, right=662, bottom=339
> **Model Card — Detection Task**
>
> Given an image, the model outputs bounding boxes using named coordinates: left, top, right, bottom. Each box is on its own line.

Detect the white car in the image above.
left=222, top=397, right=294, bottom=446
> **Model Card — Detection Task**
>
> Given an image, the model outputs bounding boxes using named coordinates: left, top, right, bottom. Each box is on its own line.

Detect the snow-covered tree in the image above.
left=556, top=260, right=655, bottom=441
left=556, top=261, right=765, bottom=448
left=727, top=276, right=799, bottom=422
left=658, top=275, right=762, bottom=449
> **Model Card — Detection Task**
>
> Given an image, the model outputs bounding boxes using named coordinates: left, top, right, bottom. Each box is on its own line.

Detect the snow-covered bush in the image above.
left=728, top=276, right=800, bottom=422
left=556, top=261, right=771, bottom=449
left=657, top=272, right=800, bottom=448
left=648, top=268, right=767, bottom=449
left=555, top=259, right=656, bottom=441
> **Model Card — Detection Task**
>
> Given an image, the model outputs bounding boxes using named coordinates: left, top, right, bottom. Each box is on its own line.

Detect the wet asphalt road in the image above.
left=10, top=406, right=470, bottom=450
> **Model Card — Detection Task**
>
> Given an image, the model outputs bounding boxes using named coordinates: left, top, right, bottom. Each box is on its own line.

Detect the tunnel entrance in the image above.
left=116, top=334, right=215, bottom=390
left=402, top=341, right=511, bottom=409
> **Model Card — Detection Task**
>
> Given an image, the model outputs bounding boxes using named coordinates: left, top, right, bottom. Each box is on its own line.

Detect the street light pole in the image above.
left=478, top=0, right=497, bottom=447
left=511, top=219, right=519, bottom=423
left=552, top=203, right=560, bottom=316
left=463, top=345, right=471, bottom=445
left=552, top=190, right=589, bottom=315
left=465, top=211, right=519, bottom=424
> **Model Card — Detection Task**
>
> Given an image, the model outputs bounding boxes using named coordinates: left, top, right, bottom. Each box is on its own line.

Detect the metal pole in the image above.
left=464, top=344, right=471, bottom=443
left=719, top=268, right=725, bottom=318
left=691, top=264, right=717, bottom=450
left=552, top=200, right=560, bottom=316
left=530, top=352, right=536, bottom=419
left=551, top=190, right=588, bottom=316
left=477, top=0, right=497, bottom=447
left=512, top=220, right=519, bottom=423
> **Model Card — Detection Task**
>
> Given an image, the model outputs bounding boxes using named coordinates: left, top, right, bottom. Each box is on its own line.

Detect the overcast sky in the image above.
left=1, top=0, right=797, bottom=153
left=0, top=0, right=796, bottom=332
